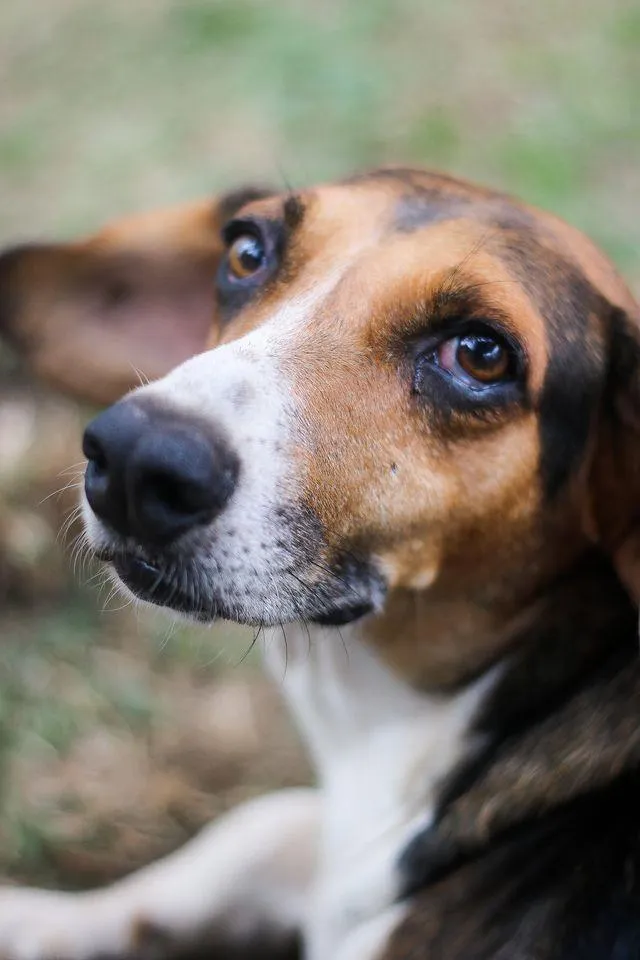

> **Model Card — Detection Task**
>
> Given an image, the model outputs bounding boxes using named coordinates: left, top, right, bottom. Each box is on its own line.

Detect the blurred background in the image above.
left=0, top=0, right=638, bottom=889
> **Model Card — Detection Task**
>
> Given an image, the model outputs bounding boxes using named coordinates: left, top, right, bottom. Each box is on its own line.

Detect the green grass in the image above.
left=0, top=0, right=638, bottom=283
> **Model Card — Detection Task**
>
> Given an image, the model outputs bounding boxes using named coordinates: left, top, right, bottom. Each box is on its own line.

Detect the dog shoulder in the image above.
left=387, top=771, right=640, bottom=959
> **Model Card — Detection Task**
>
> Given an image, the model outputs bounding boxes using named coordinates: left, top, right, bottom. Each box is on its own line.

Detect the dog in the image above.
left=0, top=167, right=639, bottom=959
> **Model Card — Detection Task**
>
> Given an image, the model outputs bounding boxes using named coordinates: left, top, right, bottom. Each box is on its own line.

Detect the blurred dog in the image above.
left=0, top=168, right=639, bottom=959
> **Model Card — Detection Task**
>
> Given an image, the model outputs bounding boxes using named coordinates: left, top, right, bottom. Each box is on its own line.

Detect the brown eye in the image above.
left=457, top=334, right=510, bottom=382
left=436, top=331, right=514, bottom=386
left=227, top=234, right=266, bottom=280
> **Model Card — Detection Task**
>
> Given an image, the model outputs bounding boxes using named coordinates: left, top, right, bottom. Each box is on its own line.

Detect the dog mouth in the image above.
left=97, top=542, right=386, bottom=627
left=109, top=552, right=220, bottom=621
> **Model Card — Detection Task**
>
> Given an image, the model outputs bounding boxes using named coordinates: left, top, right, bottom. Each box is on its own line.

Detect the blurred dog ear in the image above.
left=0, top=186, right=272, bottom=404
left=587, top=302, right=640, bottom=602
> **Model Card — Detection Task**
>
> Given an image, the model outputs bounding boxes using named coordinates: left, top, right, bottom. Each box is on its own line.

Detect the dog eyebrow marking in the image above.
left=393, top=192, right=540, bottom=236
left=283, top=193, right=306, bottom=232
left=216, top=186, right=274, bottom=224
left=393, top=194, right=469, bottom=233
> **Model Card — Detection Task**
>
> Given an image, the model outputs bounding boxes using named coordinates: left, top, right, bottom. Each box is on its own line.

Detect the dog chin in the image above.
left=111, top=554, right=223, bottom=622
left=108, top=551, right=383, bottom=628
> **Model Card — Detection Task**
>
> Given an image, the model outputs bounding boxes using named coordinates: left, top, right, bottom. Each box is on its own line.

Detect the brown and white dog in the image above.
left=0, top=168, right=640, bottom=959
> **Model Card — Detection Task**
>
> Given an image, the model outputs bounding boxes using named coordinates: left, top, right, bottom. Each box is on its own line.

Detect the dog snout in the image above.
left=83, top=401, right=239, bottom=546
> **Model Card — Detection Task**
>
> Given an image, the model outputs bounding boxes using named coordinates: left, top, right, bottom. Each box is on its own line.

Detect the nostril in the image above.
left=136, top=459, right=222, bottom=530
left=85, top=457, right=107, bottom=490
left=83, top=445, right=112, bottom=520
left=128, top=429, right=238, bottom=544
left=81, top=405, right=147, bottom=532
left=145, top=469, right=211, bottom=518
left=82, top=430, right=109, bottom=473
left=82, top=428, right=112, bottom=517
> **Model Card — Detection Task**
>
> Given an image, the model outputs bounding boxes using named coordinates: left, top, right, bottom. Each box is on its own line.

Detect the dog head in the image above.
left=3, top=169, right=639, bottom=682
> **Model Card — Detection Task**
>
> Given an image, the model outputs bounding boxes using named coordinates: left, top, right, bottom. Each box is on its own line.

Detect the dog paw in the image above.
left=0, top=888, right=130, bottom=960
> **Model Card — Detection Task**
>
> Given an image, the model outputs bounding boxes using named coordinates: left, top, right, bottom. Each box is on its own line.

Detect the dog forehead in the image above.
left=236, top=173, right=571, bottom=306
left=219, top=172, right=619, bottom=417
left=235, top=169, right=503, bottom=244
left=234, top=212, right=547, bottom=357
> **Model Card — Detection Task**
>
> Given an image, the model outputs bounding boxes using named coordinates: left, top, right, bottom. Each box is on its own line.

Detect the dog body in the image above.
left=1, top=168, right=640, bottom=958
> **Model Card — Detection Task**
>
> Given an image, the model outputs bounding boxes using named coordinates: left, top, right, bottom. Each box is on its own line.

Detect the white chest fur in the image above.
left=263, top=626, right=495, bottom=956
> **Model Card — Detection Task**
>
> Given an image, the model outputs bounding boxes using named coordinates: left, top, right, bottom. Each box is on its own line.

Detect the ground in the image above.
left=0, top=0, right=637, bottom=890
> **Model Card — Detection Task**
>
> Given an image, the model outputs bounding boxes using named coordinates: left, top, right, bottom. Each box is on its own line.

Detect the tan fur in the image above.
left=0, top=200, right=229, bottom=402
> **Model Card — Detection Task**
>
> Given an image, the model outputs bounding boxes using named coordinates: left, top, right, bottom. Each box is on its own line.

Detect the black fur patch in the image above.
left=393, top=775, right=640, bottom=959
left=393, top=192, right=538, bottom=236
left=397, top=556, right=638, bottom=897
left=216, top=185, right=274, bottom=224
left=498, top=234, right=607, bottom=498
left=393, top=193, right=466, bottom=232
left=283, top=193, right=306, bottom=232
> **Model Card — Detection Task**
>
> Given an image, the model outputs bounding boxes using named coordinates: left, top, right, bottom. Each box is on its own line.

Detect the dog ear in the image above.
left=0, top=187, right=272, bottom=404
left=587, top=302, right=640, bottom=602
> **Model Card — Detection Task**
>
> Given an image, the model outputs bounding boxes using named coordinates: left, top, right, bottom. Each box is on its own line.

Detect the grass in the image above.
left=0, top=0, right=638, bottom=282
left=0, top=0, right=637, bottom=886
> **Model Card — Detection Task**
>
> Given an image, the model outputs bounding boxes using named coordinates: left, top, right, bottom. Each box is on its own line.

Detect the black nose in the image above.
left=83, top=401, right=239, bottom=546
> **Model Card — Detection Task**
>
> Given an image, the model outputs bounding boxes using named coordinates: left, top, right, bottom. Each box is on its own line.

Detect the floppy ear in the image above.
left=587, top=302, right=640, bottom=602
left=0, top=186, right=271, bottom=404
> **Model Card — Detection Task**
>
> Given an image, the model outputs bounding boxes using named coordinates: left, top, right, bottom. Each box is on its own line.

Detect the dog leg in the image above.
left=0, top=788, right=319, bottom=960
left=329, top=907, right=407, bottom=960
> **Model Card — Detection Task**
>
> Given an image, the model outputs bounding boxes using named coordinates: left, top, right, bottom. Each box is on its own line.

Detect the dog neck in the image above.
left=264, top=548, right=639, bottom=924
left=263, top=623, right=499, bottom=945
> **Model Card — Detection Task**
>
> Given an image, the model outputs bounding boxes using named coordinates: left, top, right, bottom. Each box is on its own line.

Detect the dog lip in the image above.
left=95, top=546, right=116, bottom=563
left=113, top=554, right=163, bottom=595
left=311, top=600, right=375, bottom=626
left=111, top=553, right=216, bottom=621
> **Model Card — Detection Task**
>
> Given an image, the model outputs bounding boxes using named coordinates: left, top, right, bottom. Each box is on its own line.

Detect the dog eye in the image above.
left=434, top=330, right=516, bottom=387
left=217, top=219, right=281, bottom=311
left=226, top=233, right=267, bottom=281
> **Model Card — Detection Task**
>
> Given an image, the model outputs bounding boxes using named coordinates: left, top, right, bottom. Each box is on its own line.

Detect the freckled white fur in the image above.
left=85, top=271, right=348, bottom=625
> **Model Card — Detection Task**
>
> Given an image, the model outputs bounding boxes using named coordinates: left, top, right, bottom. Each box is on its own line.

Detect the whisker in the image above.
left=236, top=622, right=264, bottom=667
left=276, top=164, right=297, bottom=195
left=106, top=592, right=135, bottom=613
left=302, top=618, right=312, bottom=658
left=130, top=364, right=151, bottom=388
left=58, top=504, right=84, bottom=545
left=440, top=229, right=501, bottom=296
left=56, top=461, right=87, bottom=477
left=82, top=567, right=108, bottom=588
left=279, top=623, right=289, bottom=680
left=337, top=626, right=350, bottom=665
left=101, top=580, right=121, bottom=610
left=39, top=477, right=84, bottom=505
